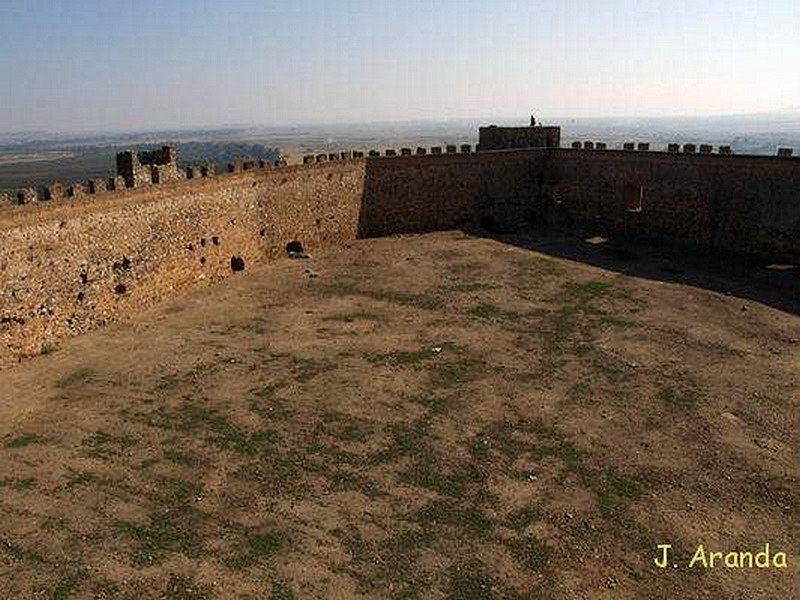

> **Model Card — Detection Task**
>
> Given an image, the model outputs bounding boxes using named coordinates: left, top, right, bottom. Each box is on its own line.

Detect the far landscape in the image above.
left=3, top=111, right=800, bottom=195
left=1, top=1, right=798, bottom=599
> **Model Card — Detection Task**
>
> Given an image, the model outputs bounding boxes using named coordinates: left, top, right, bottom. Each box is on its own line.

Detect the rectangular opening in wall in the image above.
left=623, top=182, right=644, bottom=213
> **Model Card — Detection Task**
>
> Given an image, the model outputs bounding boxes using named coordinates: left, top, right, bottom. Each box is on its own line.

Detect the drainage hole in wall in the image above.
left=212, top=236, right=220, bottom=246
left=286, top=240, right=307, bottom=258
left=200, top=257, right=206, bottom=265
left=80, top=272, right=88, bottom=285
left=114, top=283, right=127, bottom=295
left=259, top=229, right=266, bottom=237
left=230, top=256, right=246, bottom=272
left=200, top=238, right=207, bottom=247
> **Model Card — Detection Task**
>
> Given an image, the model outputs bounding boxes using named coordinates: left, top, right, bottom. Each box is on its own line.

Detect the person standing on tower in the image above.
left=530, top=115, right=536, bottom=127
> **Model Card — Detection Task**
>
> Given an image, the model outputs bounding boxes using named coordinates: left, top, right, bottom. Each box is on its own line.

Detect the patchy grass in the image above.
left=54, top=367, right=95, bottom=389
left=164, top=574, right=213, bottom=600
left=562, top=280, right=614, bottom=302
left=599, top=314, right=639, bottom=329
left=415, top=499, right=493, bottom=536
left=163, top=448, right=203, bottom=467
left=596, top=468, right=646, bottom=516
left=324, top=468, right=381, bottom=497
left=141, top=403, right=278, bottom=456
left=253, top=383, right=282, bottom=400
left=360, top=289, right=444, bottom=311
left=446, top=261, right=486, bottom=275
left=117, top=491, right=205, bottom=566
left=269, top=582, right=297, bottom=600
left=539, top=439, right=647, bottom=518
left=249, top=383, right=293, bottom=421
left=81, top=431, right=137, bottom=460
left=0, top=536, right=42, bottom=563
left=63, top=470, right=101, bottom=489
left=51, top=571, right=85, bottom=600
left=508, top=536, right=550, bottom=572
left=0, top=477, right=36, bottom=490
left=332, top=526, right=434, bottom=597
left=320, top=280, right=444, bottom=311
left=39, top=341, right=59, bottom=355
left=447, top=282, right=499, bottom=293
left=657, top=384, right=700, bottom=410
left=469, top=435, right=490, bottom=459
left=512, top=255, right=564, bottom=279
left=509, top=278, right=644, bottom=381
left=468, top=303, right=519, bottom=321
left=428, top=358, right=485, bottom=389
left=226, top=530, right=285, bottom=570
left=401, top=458, right=485, bottom=498
left=567, top=381, right=594, bottom=404
left=0, top=232, right=791, bottom=599
left=470, top=420, right=529, bottom=460
left=370, top=417, right=431, bottom=464
left=319, top=410, right=373, bottom=442
left=323, top=311, right=381, bottom=323
left=366, top=347, right=438, bottom=366
left=290, top=356, right=336, bottom=383
left=505, top=506, right=543, bottom=531
left=4, top=434, right=46, bottom=449
left=446, top=566, right=501, bottom=600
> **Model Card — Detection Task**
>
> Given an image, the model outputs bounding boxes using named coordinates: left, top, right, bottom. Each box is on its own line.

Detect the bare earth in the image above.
left=0, top=230, right=797, bottom=599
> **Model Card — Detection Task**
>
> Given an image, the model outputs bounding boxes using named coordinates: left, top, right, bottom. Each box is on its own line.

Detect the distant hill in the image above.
left=0, top=140, right=280, bottom=195
left=2, top=113, right=799, bottom=194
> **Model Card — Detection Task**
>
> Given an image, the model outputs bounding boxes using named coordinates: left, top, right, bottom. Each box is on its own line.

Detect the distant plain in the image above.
left=2, top=112, right=800, bottom=195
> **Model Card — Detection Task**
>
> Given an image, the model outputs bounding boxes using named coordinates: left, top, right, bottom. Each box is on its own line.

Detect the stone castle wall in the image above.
left=1, top=143, right=799, bottom=366
left=358, top=150, right=548, bottom=237
left=543, top=148, right=800, bottom=259
left=0, top=161, right=366, bottom=365
left=116, top=145, right=186, bottom=188
left=478, top=125, right=561, bottom=150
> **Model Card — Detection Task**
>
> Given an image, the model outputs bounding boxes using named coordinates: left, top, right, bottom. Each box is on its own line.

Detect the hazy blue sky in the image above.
left=0, top=0, right=798, bottom=132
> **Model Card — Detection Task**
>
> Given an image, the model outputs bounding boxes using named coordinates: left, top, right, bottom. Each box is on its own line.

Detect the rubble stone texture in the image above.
left=0, top=133, right=798, bottom=366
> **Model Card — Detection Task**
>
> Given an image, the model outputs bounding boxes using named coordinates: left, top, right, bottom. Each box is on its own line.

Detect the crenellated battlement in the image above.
left=1, top=127, right=798, bottom=367
left=478, top=123, right=561, bottom=150
left=564, top=140, right=797, bottom=157
left=4, top=132, right=798, bottom=212
left=4, top=129, right=797, bottom=212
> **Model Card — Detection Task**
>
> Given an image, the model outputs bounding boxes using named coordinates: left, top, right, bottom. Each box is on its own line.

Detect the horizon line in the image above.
left=2, top=106, right=800, bottom=138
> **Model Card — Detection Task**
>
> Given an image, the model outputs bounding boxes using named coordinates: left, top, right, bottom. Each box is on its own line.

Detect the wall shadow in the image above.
left=356, top=151, right=552, bottom=239
left=355, top=150, right=799, bottom=317
left=479, top=225, right=800, bottom=317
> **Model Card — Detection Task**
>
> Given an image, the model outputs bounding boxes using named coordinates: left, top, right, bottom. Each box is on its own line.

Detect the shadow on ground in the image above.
left=476, top=224, right=800, bottom=317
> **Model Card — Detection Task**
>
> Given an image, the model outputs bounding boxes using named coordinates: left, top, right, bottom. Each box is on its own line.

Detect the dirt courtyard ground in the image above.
left=0, top=230, right=797, bottom=599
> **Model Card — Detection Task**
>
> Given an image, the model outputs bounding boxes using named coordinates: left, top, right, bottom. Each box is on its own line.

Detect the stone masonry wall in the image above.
left=0, top=161, right=366, bottom=365
left=478, top=126, right=561, bottom=151
left=1, top=145, right=799, bottom=367
left=545, top=149, right=800, bottom=259
left=358, top=150, right=549, bottom=237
